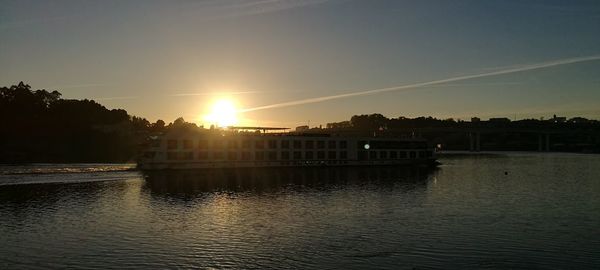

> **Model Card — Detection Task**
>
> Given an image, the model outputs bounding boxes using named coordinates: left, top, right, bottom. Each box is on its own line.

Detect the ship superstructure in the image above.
left=138, top=127, right=437, bottom=170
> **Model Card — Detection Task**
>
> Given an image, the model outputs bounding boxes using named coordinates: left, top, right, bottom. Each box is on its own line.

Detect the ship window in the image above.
left=151, top=140, right=161, bottom=147
left=369, top=151, right=377, bottom=159
left=317, top=151, right=325, bottom=159
left=183, top=140, right=193, bottom=149
left=268, top=151, right=277, bottom=160
left=268, top=140, right=277, bottom=149
left=213, top=152, right=225, bottom=159
left=305, top=140, right=314, bottom=149
left=293, top=151, right=302, bottom=160
left=242, top=140, right=251, bottom=149
left=281, top=152, right=290, bottom=160
left=328, top=141, right=336, bottom=149
left=198, top=140, right=208, bottom=149
left=390, top=151, right=397, bottom=159
left=357, top=140, right=367, bottom=148
left=241, top=152, right=252, bottom=160
left=198, top=152, right=208, bottom=160
left=212, top=140, right=224, bottom=149
left=305, top=151, right=314, bottom=159
left=419, top=151, right=427, bottom=158
left=183, top=152, right=193, bottom=160
left=255, top=140, right=265, bottom=149
left=340, top=151, right=347, bottom=159
left=380, top=151, right=388, bottom=159
left=399, top=151, right=407, bottom=159
left=293, top=140, right=302, bottom=149
left=167, top=152, right=177, bottom=160
left=328, top=151, right=336, bottom=159
left=339, top=141, right=347, bottom=149
left=410, top=151, right=417, bottom=159
left=281, top=140, right=290, bottom=149
left=167, top=140, right=178, bottom=149
left=227, top=152, right=237, bottom=160
left=255, top=151, right=265, bottom=160
left=317, top=141, right=325, bottom=149
left=227, top=140, right=238, bottom=149
left=358, top=151, right=367, bottom=160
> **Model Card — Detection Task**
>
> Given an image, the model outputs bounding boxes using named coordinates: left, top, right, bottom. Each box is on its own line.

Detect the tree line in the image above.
left=0, top=82, right=198, bottom=163
left=326, top=113, right=600, bottom=131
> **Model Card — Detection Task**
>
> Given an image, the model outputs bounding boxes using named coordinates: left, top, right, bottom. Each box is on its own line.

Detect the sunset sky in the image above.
left=2, top=0, right=600, bottom=127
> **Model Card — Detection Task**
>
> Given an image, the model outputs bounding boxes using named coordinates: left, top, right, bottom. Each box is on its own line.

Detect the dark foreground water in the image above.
left=1, top=153, right=599, bottom=269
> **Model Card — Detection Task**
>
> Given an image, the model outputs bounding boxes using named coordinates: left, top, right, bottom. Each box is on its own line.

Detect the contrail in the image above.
left=240, top=55, right=600, bottom=112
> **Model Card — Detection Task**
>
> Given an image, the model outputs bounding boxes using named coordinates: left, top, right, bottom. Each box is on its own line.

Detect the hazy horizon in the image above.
left=2, top=0, right=599, bottom=127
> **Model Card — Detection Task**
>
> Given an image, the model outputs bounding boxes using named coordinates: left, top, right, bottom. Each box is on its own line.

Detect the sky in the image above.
left=1, top=0, right=600, bottom=127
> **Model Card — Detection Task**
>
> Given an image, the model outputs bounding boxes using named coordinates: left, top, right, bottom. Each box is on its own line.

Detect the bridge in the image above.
left=382, top=127, right=600, bottom=152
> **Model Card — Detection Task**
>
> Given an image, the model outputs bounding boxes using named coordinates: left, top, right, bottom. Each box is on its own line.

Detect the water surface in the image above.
left=1, top=153, right=599, bottom=269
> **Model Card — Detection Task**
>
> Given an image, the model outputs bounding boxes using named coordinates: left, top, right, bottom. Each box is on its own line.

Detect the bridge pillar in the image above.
left=538, top=134, right=550, bottom=152
left=469, top=133, right=475, bottom=152
left=469, top=132, right=481, bottom=152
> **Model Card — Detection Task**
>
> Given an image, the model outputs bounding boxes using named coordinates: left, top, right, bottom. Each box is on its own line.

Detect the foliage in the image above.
left=0, top=82, right=162, bottom=162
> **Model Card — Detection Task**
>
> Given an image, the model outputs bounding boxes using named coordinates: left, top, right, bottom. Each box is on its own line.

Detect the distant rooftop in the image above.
left=227, top=126, right=290, bottom=133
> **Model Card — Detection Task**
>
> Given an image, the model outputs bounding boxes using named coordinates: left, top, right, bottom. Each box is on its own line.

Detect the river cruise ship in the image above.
left=138, top=127, right=437, bottom=170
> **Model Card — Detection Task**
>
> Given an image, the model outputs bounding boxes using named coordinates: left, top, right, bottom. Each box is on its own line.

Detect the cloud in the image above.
left=239, top=55, right=600, bottom=112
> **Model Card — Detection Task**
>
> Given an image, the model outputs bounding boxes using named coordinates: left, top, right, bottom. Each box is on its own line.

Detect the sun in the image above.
left=204, top=99, right=239, bottom=127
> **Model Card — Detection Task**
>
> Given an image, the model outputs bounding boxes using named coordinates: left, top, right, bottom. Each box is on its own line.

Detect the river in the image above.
left=1, top=153, right=599, bottom=269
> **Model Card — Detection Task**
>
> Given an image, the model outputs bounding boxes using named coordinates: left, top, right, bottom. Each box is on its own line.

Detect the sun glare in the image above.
left=204, top=99, right=238, bottom=127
